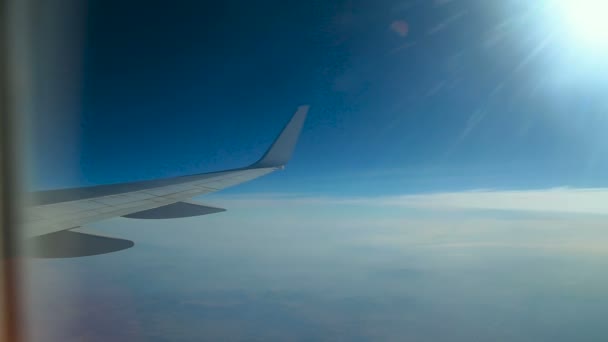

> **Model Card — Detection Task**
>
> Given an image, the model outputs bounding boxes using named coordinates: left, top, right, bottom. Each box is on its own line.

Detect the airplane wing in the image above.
left=24, top=105, right=308, bottom=257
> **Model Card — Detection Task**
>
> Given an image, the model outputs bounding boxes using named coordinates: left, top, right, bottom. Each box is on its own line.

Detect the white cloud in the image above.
left=207, top=187, right=608, bottom=215
left=369, top=188, right=608, bottom=214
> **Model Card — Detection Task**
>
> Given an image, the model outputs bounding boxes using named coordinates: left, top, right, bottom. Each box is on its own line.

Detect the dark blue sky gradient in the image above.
left=31, top=0, right=608, bottom=194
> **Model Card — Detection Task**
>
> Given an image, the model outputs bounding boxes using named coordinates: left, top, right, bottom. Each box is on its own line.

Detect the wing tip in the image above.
left=250, top=105, right=309, bottom=168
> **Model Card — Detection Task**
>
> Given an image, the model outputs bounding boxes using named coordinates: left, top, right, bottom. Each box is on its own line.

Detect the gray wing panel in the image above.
left=25, top=228, right=134, bottom=258
left=29, top=169, right=249, bottom=206
left=24, top=168, right=275, bottom=238
left=123, top=201, right=225, bottom=219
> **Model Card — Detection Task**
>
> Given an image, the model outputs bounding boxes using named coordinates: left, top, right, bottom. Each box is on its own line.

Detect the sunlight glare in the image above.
left=555, top=0, right=608, bottom=52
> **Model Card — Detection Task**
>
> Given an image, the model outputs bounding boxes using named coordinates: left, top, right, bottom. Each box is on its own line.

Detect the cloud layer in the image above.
left=207, top=187, right=608, bottom=215
left=28, top=187, right=608, bottom=341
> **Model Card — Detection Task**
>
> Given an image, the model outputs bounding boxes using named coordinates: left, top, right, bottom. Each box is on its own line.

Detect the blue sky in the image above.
left=28, top=0, right=608, bottom=194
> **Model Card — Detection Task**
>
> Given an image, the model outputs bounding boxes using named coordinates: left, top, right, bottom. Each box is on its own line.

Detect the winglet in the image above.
left=250, top=105, right=309, bottom=168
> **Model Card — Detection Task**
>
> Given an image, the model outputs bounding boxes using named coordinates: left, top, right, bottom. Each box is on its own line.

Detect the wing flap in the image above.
left=123, top=201, right=225, bottom=219
left=25, top=228, right=134, bottom=258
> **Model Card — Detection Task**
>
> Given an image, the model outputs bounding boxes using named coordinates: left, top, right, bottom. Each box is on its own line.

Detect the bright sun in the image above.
left=555, top=0, right=608, bottom=51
